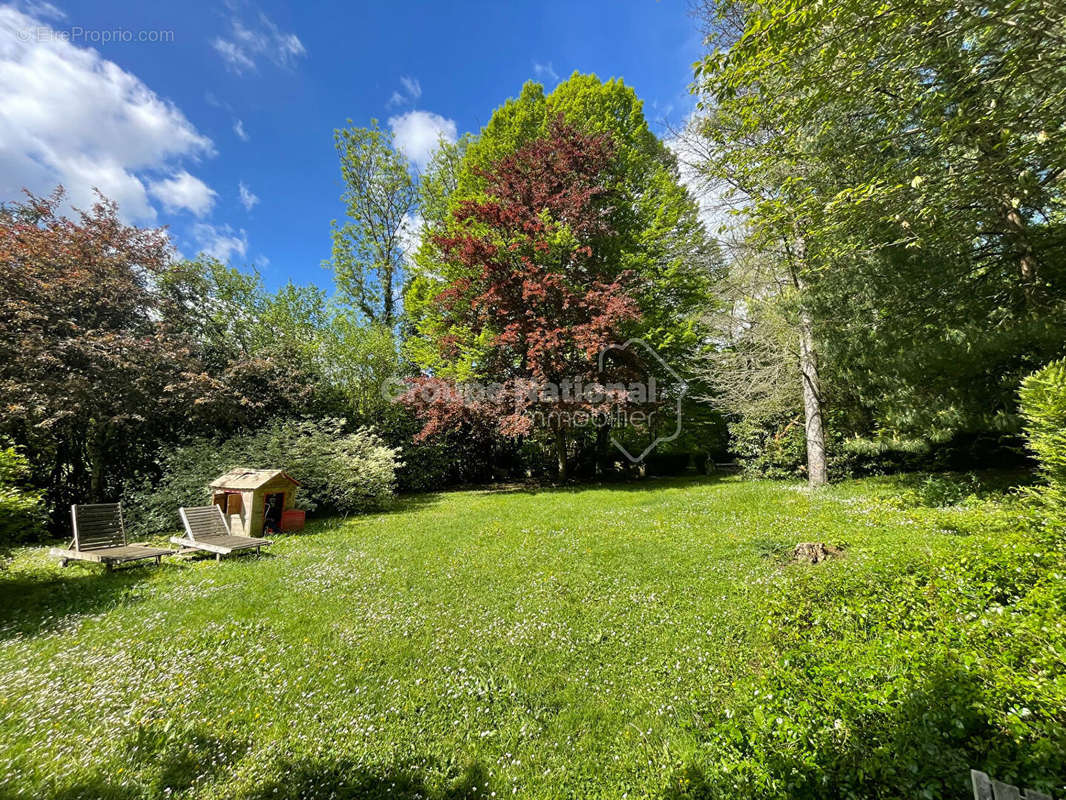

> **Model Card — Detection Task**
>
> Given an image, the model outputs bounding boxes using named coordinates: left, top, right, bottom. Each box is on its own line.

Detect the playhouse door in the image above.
left=263, top=492, right=284, bottom=533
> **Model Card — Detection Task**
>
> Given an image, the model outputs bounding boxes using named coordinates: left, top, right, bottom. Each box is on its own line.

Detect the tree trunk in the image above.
left=790, top=231, right=828, bottom=489
left=1003, top=201, right=1040, bottom=307
left=595, top=424, right=610, bottom=477
left=87, top=425, right=106, bottom=503
left=383, top=267, right=394, bottom=327
left=798, top=311, right=828, bottom=488
left=554, top=427, right=568, bottom=482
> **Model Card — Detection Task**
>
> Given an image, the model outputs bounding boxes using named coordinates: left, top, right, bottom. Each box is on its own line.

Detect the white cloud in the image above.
left=148, top=170, right=217, bottom=217
left=191, top=222, right=248, bottom=262
left=400, top=76, right=421, bottom=101
left=211, top=38, right=255, bottom=74
left=205, top=91, right=231, bottom=110
left=387, top=75, right=422, bottom=108
left=20, top=1, right=65, bottom=21
left=213, top=8, right=306, bottom=75
left=0, top=6, right=213, bottom=221
left=238, top=180, right=258, bottom=211
left=398, top=212, right=423, bottom=262
left=233, top=119, right=249, bottom=141
left=533, top=61, right=559, bottom=83
left=388, top=110, right=457, bottom=170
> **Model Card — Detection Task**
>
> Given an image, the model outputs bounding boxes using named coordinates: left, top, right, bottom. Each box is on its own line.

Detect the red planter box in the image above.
left=280, top=509, right=306, bottom=532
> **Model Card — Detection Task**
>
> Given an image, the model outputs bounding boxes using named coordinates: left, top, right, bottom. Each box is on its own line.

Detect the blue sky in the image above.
left=0, top=0, right=704, bottom=292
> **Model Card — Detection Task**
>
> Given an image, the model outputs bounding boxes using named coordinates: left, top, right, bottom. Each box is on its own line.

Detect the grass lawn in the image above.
left=0, top=476, right=1062, bottom=799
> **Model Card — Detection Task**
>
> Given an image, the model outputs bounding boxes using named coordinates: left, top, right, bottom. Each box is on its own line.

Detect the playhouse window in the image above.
left=213, top=492, right=242, bottom=515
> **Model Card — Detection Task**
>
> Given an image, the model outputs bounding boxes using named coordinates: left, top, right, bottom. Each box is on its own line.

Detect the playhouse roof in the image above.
left=209, top=468, right=302, bottom=490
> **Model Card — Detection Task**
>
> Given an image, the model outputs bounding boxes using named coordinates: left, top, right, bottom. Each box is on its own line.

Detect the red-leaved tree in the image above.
left=400, top=118, right=642, bottom=479
left=0, top=189, right=196, bottom=515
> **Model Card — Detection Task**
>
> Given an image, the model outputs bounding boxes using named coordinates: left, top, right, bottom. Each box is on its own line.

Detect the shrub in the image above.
left=0, top=442, right=46, bottom=545
left=1020, top=358, right=1066, bottom=487
left=125, top=418, right=401, bottom=536
left=731, top=415, right=954, bottom=482
left=729, top=414, right=808, bottom=480
left=1020, top=359, right=1066, bottom=518
left=377, top=409, right=515, bottom=491
left=0, top=441, right=45, bottom=550
left=729, top=413, right=864, bottom=480
left=905, top=472, right=984, bottom=507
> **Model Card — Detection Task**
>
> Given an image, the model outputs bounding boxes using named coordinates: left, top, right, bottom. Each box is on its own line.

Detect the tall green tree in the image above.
left=328, top=120, right=417, bottom=326
left=401, top=120, right=643, bottom=480
left=406, top=72, right=721, bottom=389
left=158, top=257, right=324, bottom=429
left=698, top=0, right=1066, bottom=307
left=403, top=74, right=722, bottom=470
left=682, top=78, right=833, bottom=485
left=691, top=0, right=1066, bottom=476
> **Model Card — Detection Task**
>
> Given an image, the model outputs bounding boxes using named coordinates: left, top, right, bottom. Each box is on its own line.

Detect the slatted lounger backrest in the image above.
left=181, top=506, right=230, bottom=541
left=71, top=504, right=126, bottom=551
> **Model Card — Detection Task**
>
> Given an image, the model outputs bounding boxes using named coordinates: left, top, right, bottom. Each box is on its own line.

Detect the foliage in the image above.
left=416, top=133, right=472, bottom=233
left=696, top=0, right=1066, bottom=304
left=0, top=192, right=429, bottom=526
left=729, top=412, right=944, bottom=481
left=2, top=475, right=1063, bottom=798
left=321, top=318, right=401, bottom=422
left=690, top=0, right=1066, bottom=469
left=1019, top=358, right=1066, bottom=517
left=403, top=75, right=726, bottom=477
left=671, top=493, right=1066, bottom=800
left=0, top=189, right=201, bottom=522
left=728, top=414, right=808, bottom=480
left=327, top=120, right=417, bottom=326
left=900, top=472, right=986, bottom=508
left=400, top=120, right=643, bottom=478
left=0, top=442, right=45, bottom=545
left=161, top=256, right=406, bottom=427
left=1020, top=359, right=1066, bottom=487
left=810, top=249, right=1066, bottom=442
left=124, top=418, right=400, bottom=536
left=407, top=72, right=720, bottom=388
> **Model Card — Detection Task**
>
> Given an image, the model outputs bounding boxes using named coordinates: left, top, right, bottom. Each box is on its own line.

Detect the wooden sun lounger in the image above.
left=50, top=503, right=173, bottom=570
left=172, top=506, right=273, bottom=561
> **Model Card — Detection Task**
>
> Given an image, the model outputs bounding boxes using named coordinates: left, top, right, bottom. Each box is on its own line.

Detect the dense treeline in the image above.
left=0, top=190, right=406, bottom=533
left=3, top=16, right=1065, bottom=537
left=0, top=74, right=721, bottom=537
left=687, top=0, right=1066, bottom=485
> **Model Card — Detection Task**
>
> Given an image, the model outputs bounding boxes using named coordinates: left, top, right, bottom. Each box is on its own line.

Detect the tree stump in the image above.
left=792, top=542, right=842, bottom=564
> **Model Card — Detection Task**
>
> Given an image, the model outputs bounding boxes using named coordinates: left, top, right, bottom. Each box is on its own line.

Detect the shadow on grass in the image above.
left=241, top=758, right=493, bottom=800
left=41, top=741, right=493, bottom=800
left=460, top=473, right=734, bottom=498
left=0, top=557, right=172, bottom=641
left=40, top=724, right=249, bottom=800
left=306, top=492, right=445, bottom=532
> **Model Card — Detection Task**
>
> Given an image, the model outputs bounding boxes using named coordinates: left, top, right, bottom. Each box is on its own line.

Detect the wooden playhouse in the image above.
left=209, top=469, right=305, bottom=536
